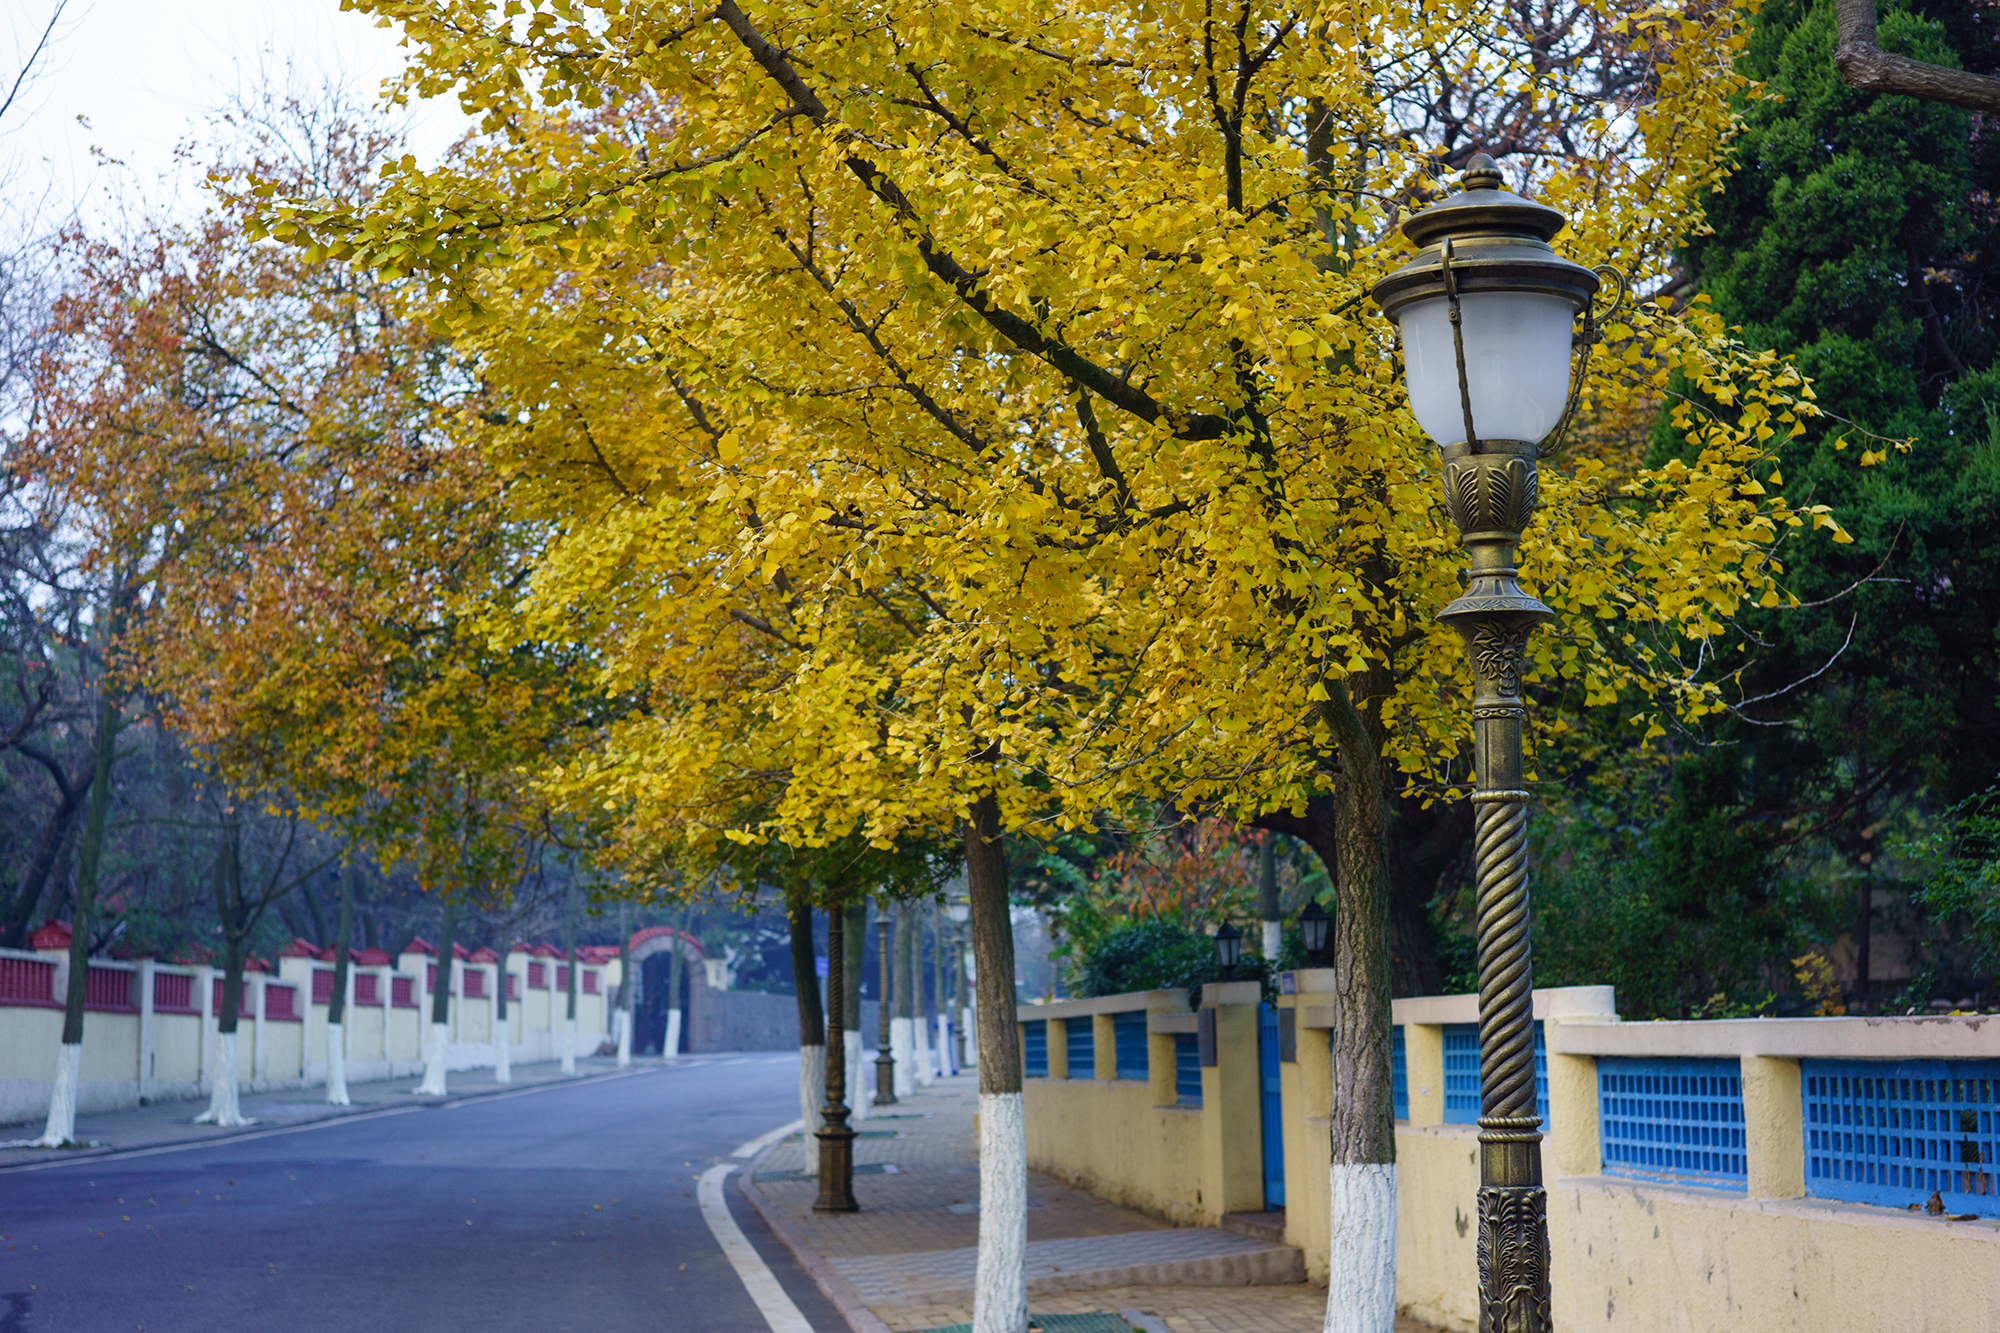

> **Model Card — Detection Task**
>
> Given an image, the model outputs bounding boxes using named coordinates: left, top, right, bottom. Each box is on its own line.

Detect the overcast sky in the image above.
left=5, top=0, right=467, bottom=223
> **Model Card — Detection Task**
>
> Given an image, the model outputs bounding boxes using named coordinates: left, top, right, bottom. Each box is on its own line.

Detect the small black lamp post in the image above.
left=1213, top=921, right=1242, bottom=981
left=873, top=912, right=897, bottom=1106
left=1298, top=899, right=1330, bottom=967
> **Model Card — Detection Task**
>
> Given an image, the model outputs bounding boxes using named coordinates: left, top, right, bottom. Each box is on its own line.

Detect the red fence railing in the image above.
left=85, top=966, right=135, bottom=1012
left=312, top=968, right=336, bottom=1005
left=528, top=962, right=547, bottom=989
left=354, top=973, right=381, bottom=1006
left=265, top=984, right=299, bottom=1021
left=463, top=970, right=486, bottom=998
left=154, top=971, right=195, bottom=1013
left=582, top=970, right=599, bottom=995
left=392, top=976, right=417, bottom=1008
left=0, top=956, right=55, bottom=1007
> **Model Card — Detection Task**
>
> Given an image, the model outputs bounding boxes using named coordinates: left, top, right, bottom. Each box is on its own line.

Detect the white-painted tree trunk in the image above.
left=915, top=1016, right=936, bottom=1086
left=890, top=1015, right=916, bottom=1097
left=561, top=1017, right=578, bottom=1074
left=418, top=1021, right=450, bottom=1095
left=195, top=1032, right=252, bottom=1126
left=616, top=1007, right=633, bottom=1067
left=1323, top=1164, right=1397, bottom=1333
left=35, top=1043, right=82, bottom=1146
left=325, top=1024, right=350, bottom=1106
left=844, top=1028, right=866, bottom=1123
left=664, top=1007, right=683, bottom=1059
left=1262, top=919, right=1283, bottom=962
left=494, top=1016, right=512, bottom=1084
left=797, top=1043, right=826, bottom=1176
left=962, top=1005, right=977, bottom=1066
left=973, top=1091, right=1028, bottom=1333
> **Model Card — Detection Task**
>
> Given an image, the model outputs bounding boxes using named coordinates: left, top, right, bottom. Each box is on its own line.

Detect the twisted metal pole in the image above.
left=1437, top=428, right=1553, bottom=1333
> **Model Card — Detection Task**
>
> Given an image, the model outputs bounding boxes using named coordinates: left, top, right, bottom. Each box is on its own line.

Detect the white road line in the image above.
left=697, top=1162, right=814, bottom=1333
left=732, top=1117, right=804, bottom=1159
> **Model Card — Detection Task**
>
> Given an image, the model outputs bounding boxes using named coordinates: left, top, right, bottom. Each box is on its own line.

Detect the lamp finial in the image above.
left=1461, top=152, right=1503, bottom=193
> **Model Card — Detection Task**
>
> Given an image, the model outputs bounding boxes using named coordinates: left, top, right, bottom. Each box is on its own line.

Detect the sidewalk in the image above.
left=740, top=1071, right=1442, bottom=1333
left=0, top=1054, right=649, bottom=1169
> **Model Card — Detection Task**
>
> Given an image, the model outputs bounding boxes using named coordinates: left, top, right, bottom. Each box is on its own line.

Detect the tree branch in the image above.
left=1835, top=0, right=2000, bottom=113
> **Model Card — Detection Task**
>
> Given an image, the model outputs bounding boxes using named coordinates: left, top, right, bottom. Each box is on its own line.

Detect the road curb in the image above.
left=0, top=1064, right=648, bottom=1172
left=737, top=1139, right=896, bottom=1333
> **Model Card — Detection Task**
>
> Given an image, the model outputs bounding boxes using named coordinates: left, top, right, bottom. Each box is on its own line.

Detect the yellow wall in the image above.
left=263, top=1020, right=303, bottom=1082
left=151, top=1011, right=202, bottom=1085
left=1024, top=1076, right=1208, bottom=1224
left=81, top=1012, right=139, bottom=1082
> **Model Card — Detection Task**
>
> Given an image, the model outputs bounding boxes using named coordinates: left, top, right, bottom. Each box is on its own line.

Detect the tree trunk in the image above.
left=966, top=793, right=1026, bottom=1333
left=34, top=686, right=118, bottom=1147
left=915, top=904, right=937, bottom=1085
left=494, top=938, right=513, bottom=1084
left=197, top=928, right=252, bottom=1127
left=932, top=906, right=955, bottom=1076
left=326, top=858, right=354, bottom=1106
left=2, top=770, right=89, bottom=950
left=790, top=899, right=824, bottom=1171
left=1256, top=688, right=1398, bottom=1333
left=892, top=900, right=917, bottom=1098
left=561, top=893, right=578, bottom=1075
left=1386, top=795, right=1473, bottom=997
left=665, top=907, right=686, bottom=1057
left=1258, top=832, right=1282, bottom=961
left=616, top=901, right=634, bottom=1067
left=419, top=903, right=455, bottom=1096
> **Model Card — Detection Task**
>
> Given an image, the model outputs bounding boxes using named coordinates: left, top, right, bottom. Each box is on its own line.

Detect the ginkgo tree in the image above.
left=268, top=0, right=1848, bottom=1327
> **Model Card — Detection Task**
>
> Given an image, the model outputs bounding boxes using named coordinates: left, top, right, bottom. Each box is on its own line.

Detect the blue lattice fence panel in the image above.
left=1175, top=1033, right=1202, bottom=1106
left=1066, top=1017, right=1095, bottom=1079
left=1392, top=1025, right=1409, bottom=1121
left=1803, top=1059, right=2000, bottom=1214
left=1113, top=1010, right=1148, bottom=1080
left=1443, top=1021, right=1550, bottom=1128
left=1022, top=1020, right=1047, bottom=1078
left=1599, top=1057, right=1746, bottom=1190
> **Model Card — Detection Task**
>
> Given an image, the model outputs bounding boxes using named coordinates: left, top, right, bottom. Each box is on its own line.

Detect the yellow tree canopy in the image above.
left=269, top=0, right=1839, bottom=856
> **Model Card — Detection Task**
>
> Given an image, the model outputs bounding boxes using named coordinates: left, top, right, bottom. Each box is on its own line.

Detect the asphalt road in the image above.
left=0, top=1054, right=846, bottom=1333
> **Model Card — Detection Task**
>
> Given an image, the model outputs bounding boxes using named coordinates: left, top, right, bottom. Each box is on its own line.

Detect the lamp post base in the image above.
left=813, top=1119, right=859, bottom=1213
left=1476, top=1182, right=1551, bottom=1332
left=873, top=1054, right=897, bottom=1106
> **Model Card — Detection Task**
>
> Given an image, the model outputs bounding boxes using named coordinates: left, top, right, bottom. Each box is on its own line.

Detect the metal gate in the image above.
left=1259, top=1002, right=1285, bottom=1209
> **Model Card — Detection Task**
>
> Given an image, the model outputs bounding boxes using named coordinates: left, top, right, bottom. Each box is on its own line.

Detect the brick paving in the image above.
left=745, top=1071, right=1447, bottom=1333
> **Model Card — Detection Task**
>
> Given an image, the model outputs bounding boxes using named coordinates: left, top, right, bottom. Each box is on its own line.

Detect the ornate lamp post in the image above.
left=1372, top=152, right=1614, bottom=1332
left=1296, top=899, right=1330, bottom=968
left=814, top=904, right=859, bottom=1213
left=874, top=911, right=897, bottom=1106
left=1212, top=921, right=1242, bottom=981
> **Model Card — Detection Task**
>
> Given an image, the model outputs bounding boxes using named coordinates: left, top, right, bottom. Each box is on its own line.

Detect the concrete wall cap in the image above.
left=1199, top=980, right=1262, bottom=1008
left=1550, top=1012, right=2000, bottom=1059
left=1389, top=985, right=1617, bottom=1027
left=1011, top=989, right=1190, bottom=1022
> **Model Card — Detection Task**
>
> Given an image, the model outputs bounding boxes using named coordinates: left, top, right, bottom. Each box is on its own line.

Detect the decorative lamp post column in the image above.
left=814, top=904, right=859, bottom=1212
left=1296, top=900, right=1330, bottom=968
left=1371, top=152, right=1616, bottom=1333
left=874, top=911, right=897, bottom=1106
left=947, top=899, right=970, bottom=1068
left=1212, top=921, right=1242, bottom=982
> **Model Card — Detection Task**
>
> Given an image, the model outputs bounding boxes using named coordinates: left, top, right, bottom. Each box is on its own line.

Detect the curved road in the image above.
left=0, top=1055, right=844, bottom=1332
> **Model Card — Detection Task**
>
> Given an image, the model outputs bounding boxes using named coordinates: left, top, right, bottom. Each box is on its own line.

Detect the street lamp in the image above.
left=947, top=899, right=971, bottom=1068
left=1372, top=151, right=1616, bottom=1332
left=1297, top=899, right=1330, bottom=967
left=1212, top=921, right=1242, bottom=981
left=874, top=912, right=897, bottom=1106
left=814, top=904, right=858, bottom=1213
